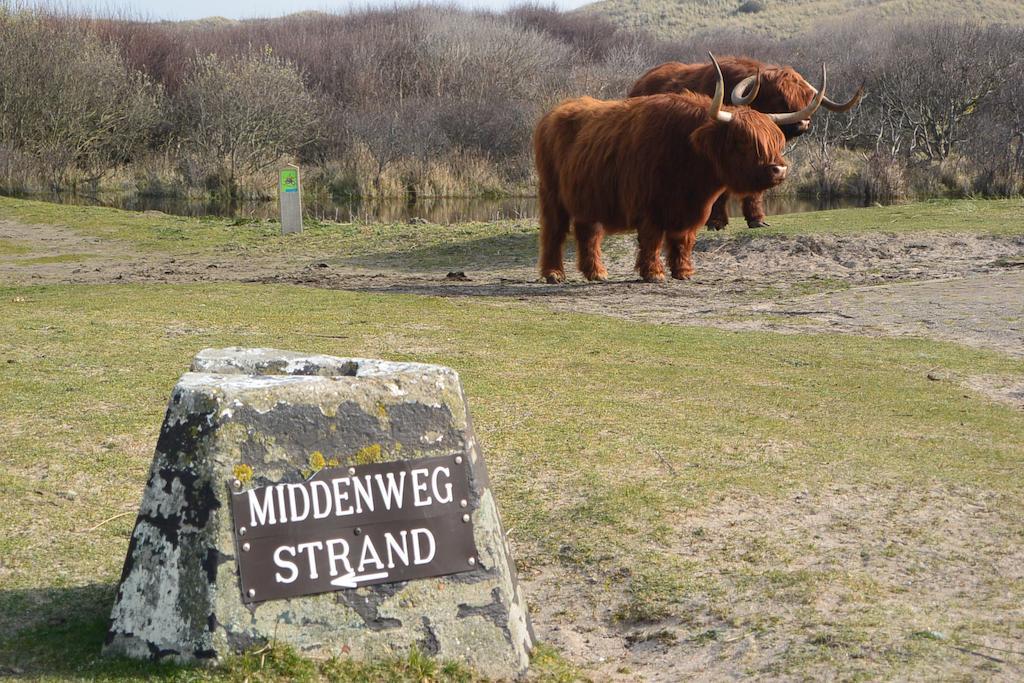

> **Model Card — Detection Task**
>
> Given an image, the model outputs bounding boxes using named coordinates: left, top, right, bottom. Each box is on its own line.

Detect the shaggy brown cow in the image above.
left=535, top=54, right=826, bottom=283
left=629, top=56, right=862, bottom=229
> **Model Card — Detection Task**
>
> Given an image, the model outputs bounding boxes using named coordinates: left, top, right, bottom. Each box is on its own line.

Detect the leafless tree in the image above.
left=864, top=23, right=1019, bottom=163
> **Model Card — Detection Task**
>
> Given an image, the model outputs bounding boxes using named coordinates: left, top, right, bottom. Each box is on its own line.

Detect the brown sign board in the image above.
left=230, top=455, right=478, bottom=603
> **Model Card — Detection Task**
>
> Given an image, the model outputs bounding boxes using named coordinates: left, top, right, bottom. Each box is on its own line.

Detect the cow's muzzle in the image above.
left=780, top=119, right=812, bottom=139
left=768, top=164, right=789, bottom=185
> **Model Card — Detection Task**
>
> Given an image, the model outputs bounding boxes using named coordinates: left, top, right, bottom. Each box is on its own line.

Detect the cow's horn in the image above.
left=820, top=82, right=865, bottom=112
left=708, top=52, right=734, bottom=123
left=731, top=72, right=760, bottom=106
left=766, top=64, right=826, bottom=126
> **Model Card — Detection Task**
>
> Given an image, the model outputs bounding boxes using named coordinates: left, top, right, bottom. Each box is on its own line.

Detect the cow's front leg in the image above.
left=743, top=193, right=770, bottom=228
left=706, top=192, right=730, bottom=231
left=538, top=195, right=571, bottom=283
left=667, top=228, right=698, bottom=280
left=636, top=228, right=665, bottom=282
left=574, top=221, right=608, bottom=281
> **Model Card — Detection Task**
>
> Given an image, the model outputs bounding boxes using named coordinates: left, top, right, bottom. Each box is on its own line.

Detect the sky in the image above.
left=27, top=0, right=592, bottom=21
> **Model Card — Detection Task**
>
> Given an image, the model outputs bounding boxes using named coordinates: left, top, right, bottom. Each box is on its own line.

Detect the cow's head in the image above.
left=730, top=63, right=863, bottom=139
left=693, top=53, right=827, bottom=195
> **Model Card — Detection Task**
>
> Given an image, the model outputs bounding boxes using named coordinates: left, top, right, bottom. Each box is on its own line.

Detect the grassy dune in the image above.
left=579, top=0, right=1024, bottom=40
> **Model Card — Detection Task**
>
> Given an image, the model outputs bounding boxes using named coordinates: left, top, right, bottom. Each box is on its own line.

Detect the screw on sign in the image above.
left=231, top=454, right=479, bottom=603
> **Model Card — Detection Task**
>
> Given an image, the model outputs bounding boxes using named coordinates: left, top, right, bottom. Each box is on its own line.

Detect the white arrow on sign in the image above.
left=330, top=570, right=390, bottom=588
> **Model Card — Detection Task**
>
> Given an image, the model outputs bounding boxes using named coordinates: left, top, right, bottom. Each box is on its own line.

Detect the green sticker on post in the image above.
left=280, top=168, right=299, bottom=193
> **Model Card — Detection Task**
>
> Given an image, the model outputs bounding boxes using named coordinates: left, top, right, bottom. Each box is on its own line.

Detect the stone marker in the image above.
left=279, top=166, right=302, bottom=234
left=104, top=348, right=533, bottom=679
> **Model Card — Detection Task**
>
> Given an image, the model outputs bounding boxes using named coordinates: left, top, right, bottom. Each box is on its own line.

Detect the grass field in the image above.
left=1, top=197, right=1022, bottom=680
left=578, top=0, right=1024, bottom=40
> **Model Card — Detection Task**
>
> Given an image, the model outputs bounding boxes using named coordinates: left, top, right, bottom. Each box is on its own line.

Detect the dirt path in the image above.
left=0, top=219, right=123, bottom=266
left=754, top=272, right=1024, bottom=353
left=3, top=221, right=1022, bottom=360
left=278, top=230, right=1024, bottom=358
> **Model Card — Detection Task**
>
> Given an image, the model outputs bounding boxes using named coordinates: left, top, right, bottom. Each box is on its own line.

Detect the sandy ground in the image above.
left=522, top=483, right=1024, bottom=681
left=2, top=218, right=1023, bottom=680
left=3, top=219, right=1021, bottom=359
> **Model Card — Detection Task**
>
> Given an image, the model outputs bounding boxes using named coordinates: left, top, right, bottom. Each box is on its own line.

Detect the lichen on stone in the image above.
left=349, top=443, right=384, bottom=465
left=308, top=450, right=326, bottom=471
left=232, top=463, right=253, bottom=484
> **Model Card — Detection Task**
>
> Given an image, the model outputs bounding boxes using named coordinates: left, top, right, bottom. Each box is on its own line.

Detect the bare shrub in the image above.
left=962, top=47, right=1024, bottom=197
left=132, top=152, right=189, bottom=198
left=970, top=126, right=1024, bottom=197
left=758, top=19, right=1023, bottom=199
left=341, top=102, right=449, bottom=196
left=174, top=47, right=318, bottom=197
left=571, top=40, right=657, bottom=99
left=416, top=9, right=573, bottom=101
left=433, top=100, right=535, bottom=160
left=509, top=4, right=652, bottom=62
left=93, top=19, right=192, bottom=91
left=296, top=6, right=577, bottom=196
left=854, top=22, right=1017, bottom=164
left=0, top=11, right=162, bottom=191
left=5, top=6, right=1024, bottom=199
left=792, top=148, right=847, bottom=198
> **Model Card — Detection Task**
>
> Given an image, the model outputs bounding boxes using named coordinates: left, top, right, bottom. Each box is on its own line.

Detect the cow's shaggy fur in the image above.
left=629, top=56, right=818, bottom=230
left=534, top=92, right=788, bottom=283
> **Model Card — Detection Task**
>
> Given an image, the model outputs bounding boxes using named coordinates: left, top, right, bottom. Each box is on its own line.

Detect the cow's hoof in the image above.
left=746, top=220, right=770, bottom=228
left=640, top=273, right=666, bottom=283
left=706, top=220, right=727, bottom=231
left=671, top=272, right=693, bottom=281
left=543, top=272, right=565, bottom=284
left=583, top=271, right=608, bottom=282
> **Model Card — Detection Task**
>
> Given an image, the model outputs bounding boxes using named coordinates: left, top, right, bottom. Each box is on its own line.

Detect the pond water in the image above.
left=8, top=192, right=874, bottom=224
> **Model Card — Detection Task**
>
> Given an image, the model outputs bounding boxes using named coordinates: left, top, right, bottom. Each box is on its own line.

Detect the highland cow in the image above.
left=630, top=55, right=862, bottom=229
left=534, top=54, right=827, bottom=283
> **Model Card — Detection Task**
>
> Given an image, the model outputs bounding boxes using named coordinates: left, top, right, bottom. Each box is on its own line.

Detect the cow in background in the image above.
left=534, top=54, right=827, bottom=283
left=629, top=56, right=863, bottom=229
